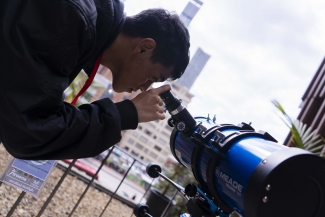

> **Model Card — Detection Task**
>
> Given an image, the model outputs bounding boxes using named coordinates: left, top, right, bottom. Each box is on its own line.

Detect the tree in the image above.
left=272, top=100, right=325, bottom=158
left=153, top=163, right=197, bottom=217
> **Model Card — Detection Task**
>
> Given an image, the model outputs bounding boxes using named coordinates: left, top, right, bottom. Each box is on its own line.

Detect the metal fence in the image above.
left=0, top=145, right=154, bottom=217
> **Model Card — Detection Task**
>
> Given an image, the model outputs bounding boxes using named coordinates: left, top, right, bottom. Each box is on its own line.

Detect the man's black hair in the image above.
left=121, top=8, right=190, bottom=80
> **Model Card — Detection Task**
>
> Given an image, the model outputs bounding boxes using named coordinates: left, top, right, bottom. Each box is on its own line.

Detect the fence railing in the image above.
left=0, top=145, right=154, bottom=217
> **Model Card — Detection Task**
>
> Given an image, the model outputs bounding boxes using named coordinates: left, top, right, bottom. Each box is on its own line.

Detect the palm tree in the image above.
left=272, top=100, right=325, bottom=158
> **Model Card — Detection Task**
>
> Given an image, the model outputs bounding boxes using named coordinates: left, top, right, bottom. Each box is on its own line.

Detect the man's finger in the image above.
left=158, top=99, right=164, bottom=106
left=157, top=113, right=166, bottom=120
left=158, top=106, right=165, bottom=113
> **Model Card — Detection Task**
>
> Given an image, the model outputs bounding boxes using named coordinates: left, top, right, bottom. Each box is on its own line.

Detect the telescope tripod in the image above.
left=133, top=163, right=229, bottom=217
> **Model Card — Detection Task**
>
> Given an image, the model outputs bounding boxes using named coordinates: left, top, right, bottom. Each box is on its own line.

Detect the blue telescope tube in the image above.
left=170, top=117, right=325, bottom=217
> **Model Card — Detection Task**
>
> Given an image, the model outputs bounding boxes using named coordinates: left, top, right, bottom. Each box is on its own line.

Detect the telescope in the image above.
left=134, top=90, right=325, bottom=217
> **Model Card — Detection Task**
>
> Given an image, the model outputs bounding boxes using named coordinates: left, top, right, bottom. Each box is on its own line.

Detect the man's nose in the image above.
left=139, top=80, right=154, bottom=92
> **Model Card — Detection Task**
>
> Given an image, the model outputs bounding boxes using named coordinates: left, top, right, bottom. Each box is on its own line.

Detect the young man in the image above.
left=0, top=0, right=190, bottom=160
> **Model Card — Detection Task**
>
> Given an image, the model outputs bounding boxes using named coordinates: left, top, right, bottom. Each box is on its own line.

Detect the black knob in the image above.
left=134, top=203, right=152, bottom=217
left=185, top=184, right=197, bottom=197
left=146, top=163, right=161, bottom=178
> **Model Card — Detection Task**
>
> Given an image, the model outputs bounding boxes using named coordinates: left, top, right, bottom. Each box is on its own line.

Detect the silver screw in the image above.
left=262, top=159, right=267, bottom=164
left=262, top=196, right=268, bottom=203
left=266, top=185, right=271, bottom=191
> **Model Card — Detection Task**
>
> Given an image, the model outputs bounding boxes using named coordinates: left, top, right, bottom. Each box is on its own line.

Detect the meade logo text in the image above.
left=216, top=167, right=243, bottom=193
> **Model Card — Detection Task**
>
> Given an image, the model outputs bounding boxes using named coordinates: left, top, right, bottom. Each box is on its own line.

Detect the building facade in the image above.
left=177, top=47, right=210, bottom=90
left=179, top=0, right=203, bottom=27
left=284, top=57, right=325, bottom=146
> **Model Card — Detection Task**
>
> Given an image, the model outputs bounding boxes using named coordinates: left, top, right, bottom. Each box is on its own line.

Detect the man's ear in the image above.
left=134, top=38, right=156, bottom=55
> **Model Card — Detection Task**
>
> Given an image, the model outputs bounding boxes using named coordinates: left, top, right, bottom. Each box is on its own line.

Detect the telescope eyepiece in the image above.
left=159, top=90, right=181, bottom=112
left=159, top=90, right=196, bottom=135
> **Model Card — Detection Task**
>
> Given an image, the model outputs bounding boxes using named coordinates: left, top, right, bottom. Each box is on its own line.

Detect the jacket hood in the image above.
left=83, top=0, right=126, bottom=76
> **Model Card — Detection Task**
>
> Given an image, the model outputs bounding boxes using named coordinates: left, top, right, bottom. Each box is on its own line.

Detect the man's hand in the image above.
left=131, top=85, right=171, bottom=123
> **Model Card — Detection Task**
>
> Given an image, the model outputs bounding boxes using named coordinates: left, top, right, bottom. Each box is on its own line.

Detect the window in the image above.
left=144, top=129, right=152, bottom=136
left=138, top=126, right=143, bottom=130
left=139, top=136, right=148, bottom=143
left=131, top=150, right=139, bottom=157
left=128, top=138, right=134, bottom=144
left=153, top=135, right=157, bottom=139
left=158, top=158, right=164, bottom=163
left=124, top=146, right=129, bottom=151
left=132, top=131, right=138, bottom=138
left=140, top=156, right=144, bottom=160
left=162, top=151, right=168, bottom=155
left=135, top=143, right=143, bottom=150
left=148, top=123, right=156, bottom=129
left=158, top=138, right=166, bottom=145
left=149, top=152, right=157, bottom=159
left=161, top=131, right=170, bottom=138
left=154, top=145, right=162, bottom=152
left=144, top=148, right=149, bottom=153
left=171, top=83, right=180, bottom=91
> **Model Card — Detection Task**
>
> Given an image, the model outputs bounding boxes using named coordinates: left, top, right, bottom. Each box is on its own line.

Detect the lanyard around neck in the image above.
left=71, top=54, right=104, bottom=105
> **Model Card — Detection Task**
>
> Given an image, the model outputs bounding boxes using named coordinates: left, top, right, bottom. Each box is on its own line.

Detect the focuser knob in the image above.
left=177, top=121, right=186, bottom=131
left=167, top=118, right=175, bottom=127
left=185, top=184, right=198, bottom=197
left=146, top=163, right=161, bottom=178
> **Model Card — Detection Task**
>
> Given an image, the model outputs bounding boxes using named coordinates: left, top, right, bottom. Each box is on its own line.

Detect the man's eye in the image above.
left=152, top=77, right=159, bottom=82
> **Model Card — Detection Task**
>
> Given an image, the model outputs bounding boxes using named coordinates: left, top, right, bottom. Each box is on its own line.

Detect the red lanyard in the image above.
left=71, top=54, right=103, bottom=105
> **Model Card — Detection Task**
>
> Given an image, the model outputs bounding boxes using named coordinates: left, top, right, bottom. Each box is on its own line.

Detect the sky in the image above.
left=123, top=0, right=325, bottom=144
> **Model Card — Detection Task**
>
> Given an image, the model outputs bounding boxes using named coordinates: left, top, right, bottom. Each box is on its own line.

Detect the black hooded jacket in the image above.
left=0, top=0, right=138, bottom=160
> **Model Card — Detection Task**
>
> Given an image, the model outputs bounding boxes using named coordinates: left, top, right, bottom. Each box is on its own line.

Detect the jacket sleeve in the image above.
left=0, top=0, right=138, bottom=160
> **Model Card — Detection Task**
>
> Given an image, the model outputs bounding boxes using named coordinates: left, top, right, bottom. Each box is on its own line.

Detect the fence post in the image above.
left=6, top=192, right=26, bottom=217
left=129, top=177, right=155, bottom=217
left=36, top=159, right=77, bottom=217
left=99, top=159, right=136, bottom=217
left=68, top=147, right=115, bottom=216
left=161, top=190, right=178, bottom=217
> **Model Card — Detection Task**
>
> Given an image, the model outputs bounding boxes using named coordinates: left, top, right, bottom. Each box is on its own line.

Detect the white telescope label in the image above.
left=216, top=167, right=243, bottom=195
